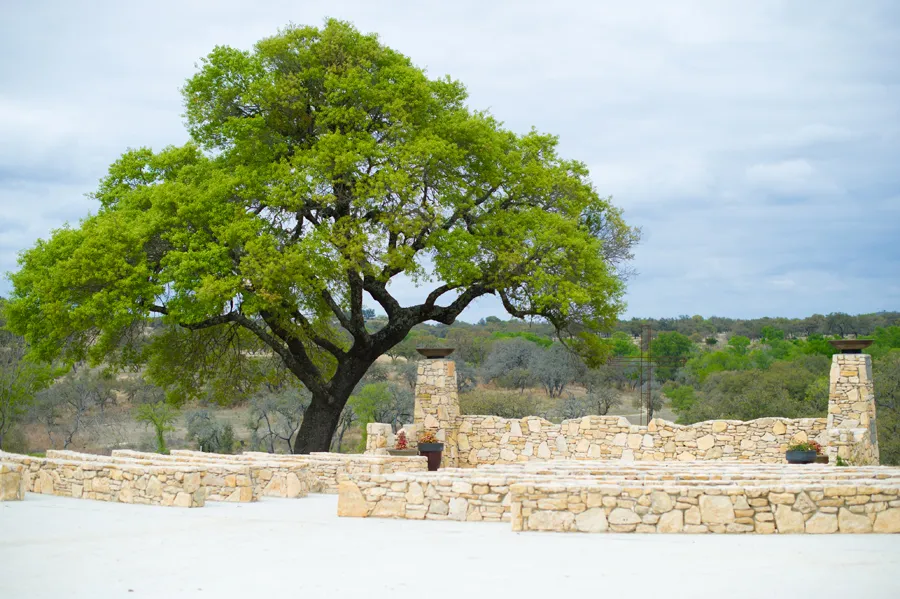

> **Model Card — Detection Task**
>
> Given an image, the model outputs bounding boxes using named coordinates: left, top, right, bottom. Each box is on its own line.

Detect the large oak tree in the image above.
left=7, top=20, right=639, bottom=453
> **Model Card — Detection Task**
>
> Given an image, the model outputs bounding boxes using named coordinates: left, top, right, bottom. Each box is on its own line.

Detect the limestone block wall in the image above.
left=51, top=450, right=257, bottom=502
left=168, top=450, right=311, bottom=498
left=237, top=451, right=428, bottom=493
left=414, top=358, right=459, bottom=467
left=0, top=451, right=205, bottom=507
left=0, top=462, right=25, bottom=500
left=456, top=415, right=826, bottom=466
left=511, top=481, right=900, bottom=534
left=409, top=352, right=882, bottom=466
left=338, top=462, right=900, bottom=533
left=827, top=354, right=879, bottom=464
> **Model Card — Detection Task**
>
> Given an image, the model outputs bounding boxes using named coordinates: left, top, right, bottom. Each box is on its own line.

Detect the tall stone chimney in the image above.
left=413, top=353, right=460, bottom=468
left=827, top=351, right=879, bottom=464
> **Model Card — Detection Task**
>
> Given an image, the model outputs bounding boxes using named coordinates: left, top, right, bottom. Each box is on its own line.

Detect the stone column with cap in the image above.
left=826, top=352, right=879, bottom=465
left=413, top=355, right=460, bottom=468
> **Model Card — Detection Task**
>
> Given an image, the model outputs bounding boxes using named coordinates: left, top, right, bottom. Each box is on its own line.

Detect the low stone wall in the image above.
left=167, top=450, right=311, bottom=498
left=406, top=353, right=881, bottom=466
left=338, top=461, right=900, bottom=533
left=511, top=481, right=900, bottom=534
left=51, top=450, right=256, bottom=502
left=0, top=451, right=205, bottom=507
left=339, top=471, right=515, bottom=522
left=456, top=415, right=827, bottom=466
left=238, top=451, right=428, bottom=493
left=0, top=462, right=25, bottom=500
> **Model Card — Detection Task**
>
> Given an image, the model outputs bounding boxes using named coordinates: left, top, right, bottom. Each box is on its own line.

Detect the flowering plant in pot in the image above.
left=387, top=429, right=418, bottom=456
left=786, top=440, right=822, bottom=464
left=418, top=430, right=444, bottom=471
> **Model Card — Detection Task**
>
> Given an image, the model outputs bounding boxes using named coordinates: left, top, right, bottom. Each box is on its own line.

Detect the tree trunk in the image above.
left=292, top=393, right=347, bottom=454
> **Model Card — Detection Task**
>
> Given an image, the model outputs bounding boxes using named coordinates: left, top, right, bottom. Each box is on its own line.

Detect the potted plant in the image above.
left=387, top=430, right=418, bottom=457
left=417, top=430, right=444, bottom=471
left=786, top=440, right=822, bottom=464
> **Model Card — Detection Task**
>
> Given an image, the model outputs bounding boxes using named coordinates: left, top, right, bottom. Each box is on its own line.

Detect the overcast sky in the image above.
left=1, top=0, right=898, bottom=323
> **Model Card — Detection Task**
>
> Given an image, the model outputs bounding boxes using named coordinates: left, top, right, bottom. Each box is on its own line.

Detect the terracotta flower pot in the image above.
left=418, top=443, right=444, bottom=471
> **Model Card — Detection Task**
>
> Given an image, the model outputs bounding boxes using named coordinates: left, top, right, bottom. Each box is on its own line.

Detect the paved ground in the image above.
left=2, top=493, right=899, bottom=598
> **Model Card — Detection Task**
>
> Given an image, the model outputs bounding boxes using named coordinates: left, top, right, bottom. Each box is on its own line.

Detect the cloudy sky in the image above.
left=1, top=0, right=898, bottom=323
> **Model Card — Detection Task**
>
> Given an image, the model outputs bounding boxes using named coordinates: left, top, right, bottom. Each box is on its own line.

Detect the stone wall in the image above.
left=167, top=450, right=311, bottom=498
left=827, top=354, right=879, bottom=464
left=229, top=451, right=428, bottom=493
left=406, top=351, right=882, bottom=466
left=456, top=415, right=826, bottom=466
left=0, top=451, right=205, bottom=507
left=511, top=481, right=900, bottom=533
left=51, top=450, right=257, bottom=502
left=338, top=461, right=900, bottom=533
left=0, top=462, right=25, bottom=500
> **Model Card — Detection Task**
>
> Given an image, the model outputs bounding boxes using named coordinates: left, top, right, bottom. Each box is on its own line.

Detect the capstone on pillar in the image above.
left=414, top=357, right=460, bottom=467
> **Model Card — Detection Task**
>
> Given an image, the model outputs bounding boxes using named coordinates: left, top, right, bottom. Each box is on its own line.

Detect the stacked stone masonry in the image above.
left=0, top=461, right=25, bottom=500
left=241, top=451, right=428, bottom=493
left=367, top=354, right=880, bottom=467
left=0, top=451, right=206, bottom=507
left=827, top=354, right=879, bottom=464
left=338, top=461, right=900, bottom=533
left=50, top=450, right=258, bottom=502
left=165, top=450, right=311, bottom=498
left=456, top=415, right=826, bottom=465
left=414, top=359, right=460, bottom=467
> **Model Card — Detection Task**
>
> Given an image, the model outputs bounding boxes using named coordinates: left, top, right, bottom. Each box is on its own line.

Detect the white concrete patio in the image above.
left=1, top=493, right=899, bottom=598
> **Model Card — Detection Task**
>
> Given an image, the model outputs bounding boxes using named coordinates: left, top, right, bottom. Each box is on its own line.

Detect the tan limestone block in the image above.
left=574, top=508, right=608, bottom=532
left=650, top=492, right=673, bottom=514
left=756, top=521, right=776, bottom=534
left=697, top=435, right=715, bottom=451
left=657, top=510, right=684, bottom=533
left=838, top=507, right=872, bottom=533
left=608, top=508, right=641, bottom=526
left=769, top=493, right=795, bottom=505
left=699, top=495, right=735, bottom=525
left=537, top=442, right=551, bottom=459
left=372, top=499, right=405, bottom=518
left=449, top=497, right=468, bottom=521
left=774, top=505, right=805, bottom=533
left=337, top=481, right=369, bottom=517
left=873, top=508, right=900, bottom=533
left=174, top=492, right=193, bottom=508
left=529, top=510, right=575, bottom=531
left=683, top=525, right=709, bottom=534
left=685, top=506, right=701, bottom=525
left=790, top=431, right=808, bottom=444
left=805, top=512, right=838, bottom=533
left=772, top=421, right=787, bottom=435
left=712, top=421, right=728, bottom=433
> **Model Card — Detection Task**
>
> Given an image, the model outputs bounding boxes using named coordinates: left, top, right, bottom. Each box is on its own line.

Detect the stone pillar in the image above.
left=826, top=353, right=879, bottom=465
left=414, top=358, right=460, bottom=467
left=364, top=423, right=393, bottom=455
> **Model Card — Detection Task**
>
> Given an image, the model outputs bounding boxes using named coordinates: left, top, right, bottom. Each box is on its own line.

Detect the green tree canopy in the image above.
left=6, top=20, right=638, bottom=452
